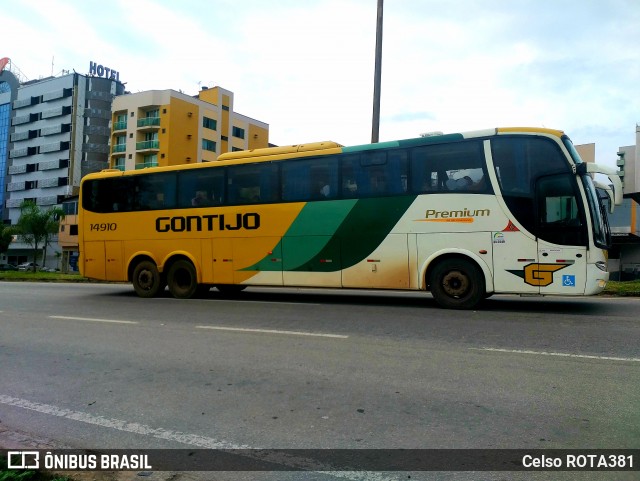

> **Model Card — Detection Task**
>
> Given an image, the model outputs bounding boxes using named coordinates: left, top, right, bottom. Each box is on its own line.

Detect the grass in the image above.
left=0, top=458, right=71, bottom=481
left=0, top=271, right=89, bottom=282
left=1, top=271, right=639, bottom=296
left=0, top=471, right=71, bottom=481
left=602, top=279, right=640, bottom=296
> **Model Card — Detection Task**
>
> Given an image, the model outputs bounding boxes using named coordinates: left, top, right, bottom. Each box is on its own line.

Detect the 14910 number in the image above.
left=90, top=223, right=117, bottom=232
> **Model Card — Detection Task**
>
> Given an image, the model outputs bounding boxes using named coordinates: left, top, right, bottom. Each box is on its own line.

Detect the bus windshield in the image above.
left=581, top=173, right=611, bottom=249
left=562, top=136, right=613, bottom=248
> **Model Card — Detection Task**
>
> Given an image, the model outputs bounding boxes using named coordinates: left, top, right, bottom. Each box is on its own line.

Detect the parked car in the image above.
left=0, top=264, right=18, bottom=271
left=17, top=262, right=39, bottom=271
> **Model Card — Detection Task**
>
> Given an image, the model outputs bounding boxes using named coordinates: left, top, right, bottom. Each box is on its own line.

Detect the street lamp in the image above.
left=371, top=0, right=383, bottom=143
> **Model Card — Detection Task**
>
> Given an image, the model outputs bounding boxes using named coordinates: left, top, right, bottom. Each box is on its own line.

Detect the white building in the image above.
left=4, top=71, right=124, bottom=266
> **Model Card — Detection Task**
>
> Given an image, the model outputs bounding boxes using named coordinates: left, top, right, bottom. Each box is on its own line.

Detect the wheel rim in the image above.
left=138, top=269, right=155, bottom=291
left=442, top=269, right=469, bottom=297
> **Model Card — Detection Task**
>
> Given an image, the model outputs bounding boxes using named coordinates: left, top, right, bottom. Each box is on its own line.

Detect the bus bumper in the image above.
left=585, top=263, right=610, bottom=295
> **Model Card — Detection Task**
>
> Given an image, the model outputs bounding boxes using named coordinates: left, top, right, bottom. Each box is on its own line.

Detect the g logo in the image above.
left=523, top=263, right=569, bottom=287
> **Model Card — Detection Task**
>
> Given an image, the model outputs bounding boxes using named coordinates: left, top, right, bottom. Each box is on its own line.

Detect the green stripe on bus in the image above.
left=242, top=196, right=416, bottom=272
left=242, top=200, right=357, bottom=272
left=306, top=196, right=416, bottom=271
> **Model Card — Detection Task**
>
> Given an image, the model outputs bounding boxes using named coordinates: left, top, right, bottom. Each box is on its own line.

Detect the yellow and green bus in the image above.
left=79, top=127, right=622, bottom=309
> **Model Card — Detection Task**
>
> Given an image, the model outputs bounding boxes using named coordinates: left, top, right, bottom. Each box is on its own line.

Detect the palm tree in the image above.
left=0, top=224, right=15, bottom=260
left=15, top=201, right=65, bottom=271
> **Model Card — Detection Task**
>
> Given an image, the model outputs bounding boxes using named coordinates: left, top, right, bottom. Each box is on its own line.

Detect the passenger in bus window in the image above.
left=319, top=183, right=331, bottom=198
left=192, top=190, right=209, bottom=206
left=446, top=177, right=470, bottom=190
left=446, top=175, right=485, bottom=191
left=468, top=175, right=486, bottom=191
left=343, top=179, right=358, bottom=195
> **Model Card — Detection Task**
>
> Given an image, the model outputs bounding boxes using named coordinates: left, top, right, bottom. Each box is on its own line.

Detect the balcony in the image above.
left=9, top=146, right=37, bottom=158
left=136, top=140, right=159, bottom=151
left=135, top=161, right=158, bottom=170
left=137, top=117, right=161, bottom=129
left=112, top=144, right=126, bottom=154
left=113, top=120, right=127, bottom=131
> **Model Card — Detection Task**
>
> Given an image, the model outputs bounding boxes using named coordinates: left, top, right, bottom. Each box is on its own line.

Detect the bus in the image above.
left=79, top=127, right=622, bottom=309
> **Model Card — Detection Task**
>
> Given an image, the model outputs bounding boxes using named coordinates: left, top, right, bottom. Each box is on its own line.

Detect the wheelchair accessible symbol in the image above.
left=562, top=275, right=576, bottom=287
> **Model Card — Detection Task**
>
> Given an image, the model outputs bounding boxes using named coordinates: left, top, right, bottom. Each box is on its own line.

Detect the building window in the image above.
left=222, top=105, right=230, bottom=111
left=203, top=117, right=217, bottom=131
left=202, top=139, right=216, bottom=152
left=232, top=127, right=245, bottom=139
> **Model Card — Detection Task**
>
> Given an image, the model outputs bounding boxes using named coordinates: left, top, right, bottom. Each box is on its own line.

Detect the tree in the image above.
left=0, top=224, right=15, bottom=259
left=15, top=201, right=65, bottom=271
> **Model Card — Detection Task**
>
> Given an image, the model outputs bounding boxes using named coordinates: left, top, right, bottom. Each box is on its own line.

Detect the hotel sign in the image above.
left=89, top=60, right=120, bottom=81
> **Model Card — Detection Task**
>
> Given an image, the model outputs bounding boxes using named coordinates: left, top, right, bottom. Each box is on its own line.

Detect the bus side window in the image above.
left=341, top=155, right=360, bottom=198
left=410, top=147, right=440, bottom=193
left=282, top=156, right=338, bottom=201
left=386, top=149, right=408, bottom=194
left=178, top=169, right=223, bottom=207
left=228, top=163, right=279, bottom=204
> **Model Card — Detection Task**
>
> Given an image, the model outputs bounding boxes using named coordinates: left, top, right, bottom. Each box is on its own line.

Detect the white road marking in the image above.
left=49, top=315, right=138, bottom=325
left=471, top=347, right=640, bottom=362
left=196, top=325, right=348, bottom=339
left=0, top=394, right=392, bottom=481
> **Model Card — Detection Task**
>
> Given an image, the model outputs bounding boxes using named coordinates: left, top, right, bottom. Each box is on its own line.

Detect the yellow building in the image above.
left=110, top=86, right=269, bottom=170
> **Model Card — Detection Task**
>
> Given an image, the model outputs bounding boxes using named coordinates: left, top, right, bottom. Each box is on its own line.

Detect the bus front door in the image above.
left=537, top=243, right=587, bottom=295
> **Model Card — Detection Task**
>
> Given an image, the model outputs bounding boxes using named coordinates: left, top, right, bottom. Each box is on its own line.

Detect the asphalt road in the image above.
left=1, top=282, right=639, bottom=481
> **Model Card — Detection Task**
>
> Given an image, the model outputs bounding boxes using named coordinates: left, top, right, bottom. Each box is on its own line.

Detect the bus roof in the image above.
left=217, top=141, right=343, bottom=161
left=85, top=127, right=567, bottom=181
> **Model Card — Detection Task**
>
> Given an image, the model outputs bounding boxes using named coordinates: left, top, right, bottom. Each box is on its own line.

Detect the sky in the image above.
left=3, top=0, right=640, bottom=168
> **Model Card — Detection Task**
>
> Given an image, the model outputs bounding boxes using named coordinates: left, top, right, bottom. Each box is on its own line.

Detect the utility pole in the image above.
left=371, top=0, right=383, bottom=143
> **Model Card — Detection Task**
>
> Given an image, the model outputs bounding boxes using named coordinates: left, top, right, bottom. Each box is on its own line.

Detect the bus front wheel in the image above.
left=167, top=259, right=198, bottom=299
left=132, top=261, right=164, bottom=298
left=429, top=258, right=484, bottom=309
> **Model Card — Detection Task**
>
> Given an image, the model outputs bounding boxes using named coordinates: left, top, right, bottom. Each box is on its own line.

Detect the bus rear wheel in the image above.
left=167, top=259, right=199, bottom=299
left=132, top=260, right=164, bottom=298
left=429, top=258, right=484, bottom=309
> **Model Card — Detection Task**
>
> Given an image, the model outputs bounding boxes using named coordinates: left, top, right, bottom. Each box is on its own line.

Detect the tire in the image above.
left=429, top=258, right=485, bottom=309
left=167, top=259, right=199, bottom=299
left=132, top=260, right=164, bottom=298
left=215, top=284, right=247, bottom=294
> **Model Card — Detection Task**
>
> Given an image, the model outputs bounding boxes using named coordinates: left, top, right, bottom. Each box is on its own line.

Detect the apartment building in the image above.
left=4, top=71, right=124, bottom=266
left=110, top=86, right=269, bottom=171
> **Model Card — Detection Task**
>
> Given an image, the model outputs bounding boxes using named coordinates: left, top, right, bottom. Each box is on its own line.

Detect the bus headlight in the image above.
left=595, top=261, right=607, bottom=272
